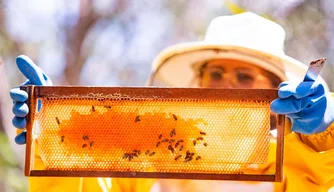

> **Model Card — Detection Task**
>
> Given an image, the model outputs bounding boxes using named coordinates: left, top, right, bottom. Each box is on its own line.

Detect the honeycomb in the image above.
left=30, top=95, right=272, bottom=175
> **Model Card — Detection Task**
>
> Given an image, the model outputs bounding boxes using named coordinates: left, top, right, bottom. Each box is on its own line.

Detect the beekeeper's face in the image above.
left=198, top=59, right=281, bottom=89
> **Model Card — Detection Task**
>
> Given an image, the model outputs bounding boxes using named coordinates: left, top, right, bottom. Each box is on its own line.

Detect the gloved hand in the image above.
left=9, top=55, right=52, bottom=144
left=270, top=80, right=334, bottom=134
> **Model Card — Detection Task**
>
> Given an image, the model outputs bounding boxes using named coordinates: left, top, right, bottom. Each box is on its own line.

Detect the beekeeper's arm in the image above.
left=270, top=80, right=334, bottom=191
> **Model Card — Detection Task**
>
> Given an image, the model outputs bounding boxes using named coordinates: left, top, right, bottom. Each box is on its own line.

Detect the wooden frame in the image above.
left=21, top=85, right=284, bottom=182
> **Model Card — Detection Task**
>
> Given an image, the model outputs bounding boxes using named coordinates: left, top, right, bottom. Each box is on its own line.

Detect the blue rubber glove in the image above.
left=9, top=55, right=52, bottom=144
left=270, top=81, right=334, bottom=134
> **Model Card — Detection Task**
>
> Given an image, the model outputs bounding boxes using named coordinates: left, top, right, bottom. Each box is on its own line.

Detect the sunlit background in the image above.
left=1, top=0, right=334, bottom=191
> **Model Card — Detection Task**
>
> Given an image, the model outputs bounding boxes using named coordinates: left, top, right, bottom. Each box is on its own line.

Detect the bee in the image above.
left=92, top=106, right=96, bottom=112
left=132, top=153, right=138, bottom=157
left=60, top=135, right=65, bottom=142
left=104, top=105, right=112, bottom=109
left=170, top=129, right=176, bottom=137
left=203, top=143, right=208, bottom=147
left=128, top=156, right=134, bottom=161
left=145, top=150, right=150, bottom=155
left=82, top=144, right=87, bottom=148
left=196, top=156, right=201, bottom=160
left=186, top=153, right=194, bottom=160
left=179, top=145, right=184, bottom=151
left=172, top=114, right=178, bottom=121
left=82, top=135, right=89, bottom=140
left=158, top=134, right=163, bottom=139
left=137, top=150, right=141, bottom=155
left=132, top=149, right=140, bottom=155
left=175, top=142, right=179, bottom=148
left=168, top=145, right=175, bottom=153
left=162, top=139, right=169, bottom=142
left=169, top=139, right=175, bottom=143
left=135, top=116, right=141, bottom=122
left=184, top=156, right=193, bottom=162
left=174, top=155, right=182, bottom=161
left=133, top=149, right=139, bottom=153
left=193, top=140, right=196, bottom=146
left=55, top=117, right=60, bottom=125
left=89, top=141, right=94, bottom=147
left=156, top=141, right=161, bottom=147
left=123, top=153, right=129, bottom=159
left=149, top=152, right=156, bottom=156
left=196, top=137, right=204, bottom=141
left=177, top=140, right=184, bottom=143
left=186, top=150, right=190, bottom=156
left=200, top=131, right=207, bottom=135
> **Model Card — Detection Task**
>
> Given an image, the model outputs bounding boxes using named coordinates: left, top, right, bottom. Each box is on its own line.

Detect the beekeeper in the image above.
left=10, top=12, right=334, bottom=191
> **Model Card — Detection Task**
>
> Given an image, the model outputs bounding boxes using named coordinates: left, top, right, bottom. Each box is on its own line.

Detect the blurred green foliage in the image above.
left=0, top=132, right=27, bottom=192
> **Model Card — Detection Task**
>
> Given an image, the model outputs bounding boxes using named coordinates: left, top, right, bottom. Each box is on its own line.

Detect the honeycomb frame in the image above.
left=21, top=85, right=284, bottom=182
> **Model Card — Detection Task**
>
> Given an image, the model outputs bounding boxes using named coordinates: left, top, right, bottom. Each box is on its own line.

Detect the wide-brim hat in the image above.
left=147, top=12, right=329, bottom=90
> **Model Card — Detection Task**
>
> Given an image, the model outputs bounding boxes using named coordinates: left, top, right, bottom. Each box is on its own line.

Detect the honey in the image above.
left=32, top=96, right=271, bottom=174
